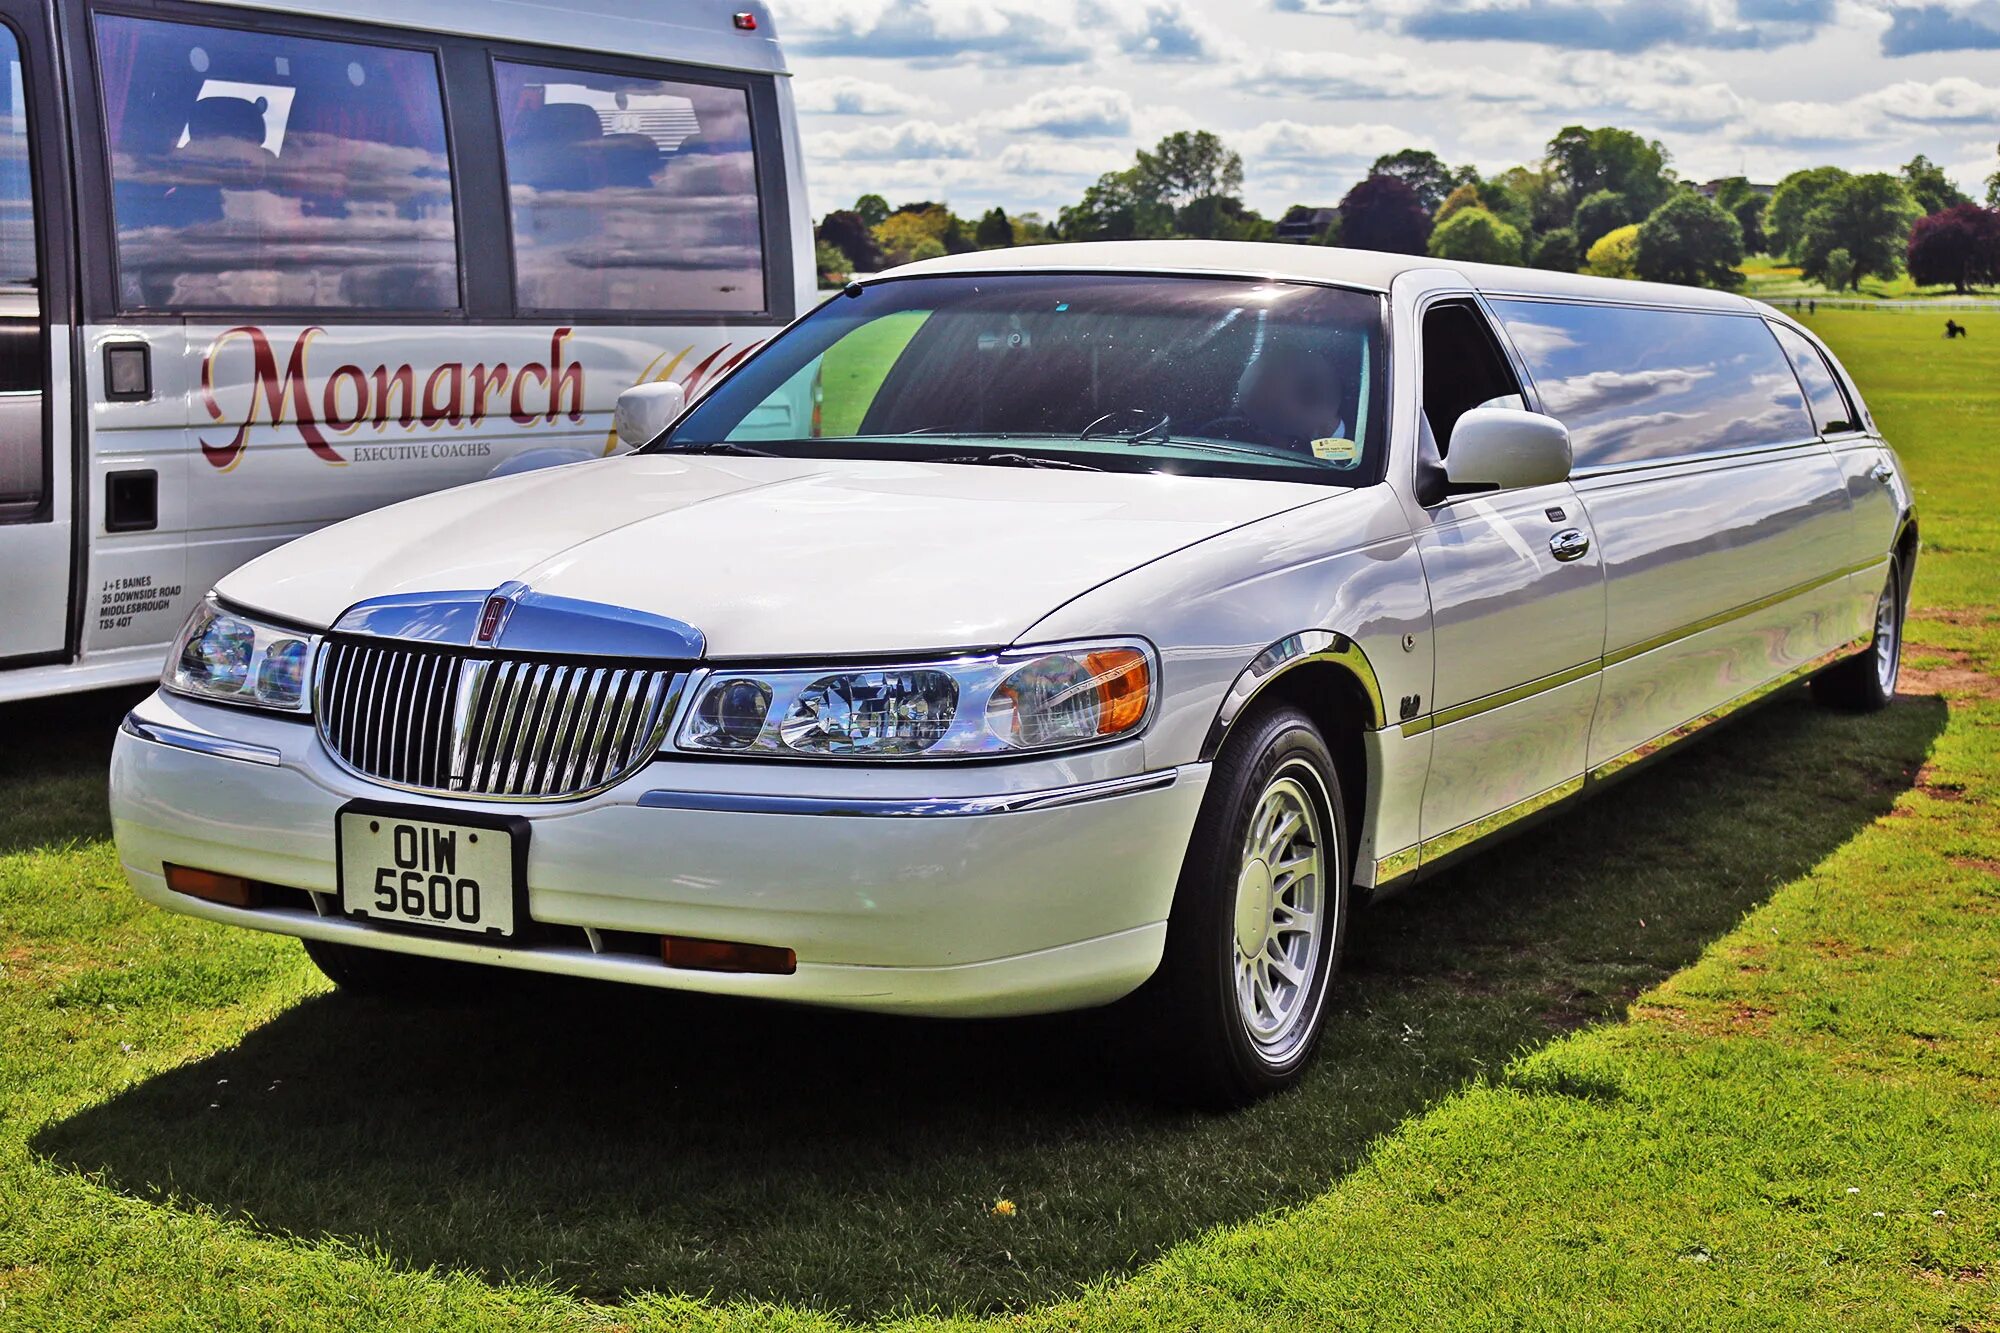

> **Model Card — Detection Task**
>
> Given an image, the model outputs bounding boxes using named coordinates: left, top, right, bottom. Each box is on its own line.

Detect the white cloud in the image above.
left=782, top=0, right=1092, bottom=67
left=1231, top=49, right=1539, bottom=101
left=793, top=75, right=937, bottom=116
left=1236, top=119, right=1428, bottom=165
left=993, top=142, right=1128, bottom=176
left=1083, top=0, right=1234, bottom=59
left=1863, top=76, right=2000, bottom=123
left=809, top=120, right=982, bottom=161
left=985, top=86, right=1135, bottom=137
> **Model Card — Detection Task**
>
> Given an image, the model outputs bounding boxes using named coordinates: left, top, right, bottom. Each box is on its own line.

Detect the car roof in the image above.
left=888, top=240, right=1766, bottom=314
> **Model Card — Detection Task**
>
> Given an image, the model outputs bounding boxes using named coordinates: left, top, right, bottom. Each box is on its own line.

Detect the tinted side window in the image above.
left=1492, top=300, right=1812, bottom=469
left=1768, top=321, right=1857, bottom=434
left=1420, top=301, right=1522, bottom=455
left=95, top=15, right=459, bottom=311
left=495, top=60, right=764, bottom=314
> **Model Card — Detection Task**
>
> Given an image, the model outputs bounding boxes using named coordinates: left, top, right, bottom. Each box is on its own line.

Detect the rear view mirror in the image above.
left=1443, top=408, right=1571, bottom=494
left=614, top=381, right=687, bottom=449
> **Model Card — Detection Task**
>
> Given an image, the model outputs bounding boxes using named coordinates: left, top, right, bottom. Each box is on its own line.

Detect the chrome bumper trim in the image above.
left=637, top=769, right=1181, bottom=818
left=121, top=712, right=282, bottom=767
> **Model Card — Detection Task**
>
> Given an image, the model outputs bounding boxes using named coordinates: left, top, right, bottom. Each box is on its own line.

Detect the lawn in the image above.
left=1741, top=253, right=2000, bottom=303
left=0, top=312, right=1996, bottom=1330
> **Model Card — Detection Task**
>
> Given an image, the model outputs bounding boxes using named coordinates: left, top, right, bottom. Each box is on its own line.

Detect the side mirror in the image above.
left=1442, top=407, right=1571, bottom=494
left=614, top=381, right=687, bottom=449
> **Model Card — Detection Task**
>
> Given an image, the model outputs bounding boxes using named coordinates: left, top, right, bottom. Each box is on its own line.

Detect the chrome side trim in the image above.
left=1369, top=776, right=1584, bottom=892
left=1397, top=558, right=1883, bottom=738
left=1371, top=633, right=1872, bottom=888
left=1600, top=558, right=1881, bottom=669
left=636, top=769, right=1181, bottom=818
left=1202, top=630, right=1387, bottom=760
left=1588, top=635, right=1866, bottom=783
left=1400, top=657, right=1599, bottom=738
left=121, top=713, right=282, bottom=767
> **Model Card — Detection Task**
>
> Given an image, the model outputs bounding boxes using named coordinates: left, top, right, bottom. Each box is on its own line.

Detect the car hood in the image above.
left=218, top=454, right=1345, bottom=658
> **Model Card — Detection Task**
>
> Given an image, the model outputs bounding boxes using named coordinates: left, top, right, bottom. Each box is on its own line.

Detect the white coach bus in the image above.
left=0, top=0, right=810, bottom=701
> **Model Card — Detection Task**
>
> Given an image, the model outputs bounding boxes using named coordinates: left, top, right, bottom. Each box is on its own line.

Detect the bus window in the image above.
left=0, top=26, right=39, bottom=513
left=94, top=14, right=459, bottom=312
left=494, top=60, right=763, bottom=315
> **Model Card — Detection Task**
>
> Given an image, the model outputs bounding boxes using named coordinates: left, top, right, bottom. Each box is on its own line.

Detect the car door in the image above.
left=1407, top=296, right=1605, bottom=854
left=1769, top=318, right=1903, bottom=633
left=1487, top=298, right=1855, bottom=776
left=0, top=2, right=73, bottom=664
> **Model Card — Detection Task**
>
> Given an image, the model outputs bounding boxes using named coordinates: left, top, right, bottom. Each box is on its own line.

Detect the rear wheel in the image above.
left=303, top=937, right=480, bottom=999
left=1812, top=555, right=1904, bottom=713
left=1144, top=705, right=1349, bottom=1107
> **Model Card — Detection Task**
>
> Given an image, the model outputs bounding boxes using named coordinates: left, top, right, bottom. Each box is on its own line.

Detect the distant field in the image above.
left=0, top=311, right=1994, bottom=1330
left=1743, top=253, right=2000, bottom=303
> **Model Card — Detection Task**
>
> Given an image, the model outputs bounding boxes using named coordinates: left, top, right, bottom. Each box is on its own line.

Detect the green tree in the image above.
left=1530, top=227, right=1581, bottom=272
left=1986, top=143, right=2000, bottom=208
left=1767, top=166, right=1849, bottom=258
left=813, top=239, right=849, bottom=286
left=1822, top=246, right=1855, bottom=291
left=1058, top=167, right=1174, bottom=241
left=1368, top=148, right=1475, bottom=215
left=815, top=210, right=884, bottom=272
left=1709, top=177, right=1769, bottom=254
left=1545, top=126, right=1672, bottom=219
left=853, top=193, right=890, bottom=228
left=1434, top=181, right=1483, bottom=225
left=1572, top=188, right=1632, bottom=248
left=1176, top=194, right=1272, bottom=241
left=1135, top=131, right=1243, bottom=209
left=1428, top=206, right=1525, bottom=265
left=1584, top=223, right=1641, bottom=279
left=1797, top=173, right=1920, bottom=290
left=1634, top=192, right=1744, bottom=288
left=874, top=206, right=965, bottom=266
left=1480, top=167, right=1550, bottom=236
left=974, top=206, right=1013, bottom=249
left=1901, top=154, right=1969, bottom=216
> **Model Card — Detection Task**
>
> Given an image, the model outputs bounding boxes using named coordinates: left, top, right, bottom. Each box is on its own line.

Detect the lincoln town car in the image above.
left=109, top=242, right=1914, bottom=1104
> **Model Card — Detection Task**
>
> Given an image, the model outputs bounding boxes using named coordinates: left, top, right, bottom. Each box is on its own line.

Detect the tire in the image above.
left=1811, top=555, right=1904, bottom=713
left=1143, top=705, right=1350, bottom=1108
left=302, top=937, right=481, bottom=1000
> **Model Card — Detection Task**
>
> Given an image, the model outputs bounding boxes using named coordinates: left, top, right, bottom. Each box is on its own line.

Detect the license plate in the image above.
left=337, top=810, right=517, bottom=937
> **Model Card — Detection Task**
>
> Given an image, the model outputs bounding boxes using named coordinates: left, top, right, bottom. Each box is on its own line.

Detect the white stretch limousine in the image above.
left=111, top=243, right=1914, bottom=1105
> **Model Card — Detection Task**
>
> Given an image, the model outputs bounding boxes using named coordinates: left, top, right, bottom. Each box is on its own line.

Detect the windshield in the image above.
left=656, top=272, right=1387, bottom=485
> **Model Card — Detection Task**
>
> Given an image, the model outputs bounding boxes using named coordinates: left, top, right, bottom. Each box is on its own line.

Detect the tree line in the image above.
left=813, top=127, right=2000, bottom=294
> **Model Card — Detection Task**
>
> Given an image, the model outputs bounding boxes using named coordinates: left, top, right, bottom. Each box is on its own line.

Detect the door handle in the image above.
left=1549, top=528, right=1591, bottom=562
left=1868, top=461, right=1894, bottom=485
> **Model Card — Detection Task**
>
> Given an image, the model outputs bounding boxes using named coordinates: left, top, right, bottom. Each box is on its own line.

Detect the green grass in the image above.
left=2, top=311, right=1999, bottom=1329
left=1743, top=253, right=2000, bottom=302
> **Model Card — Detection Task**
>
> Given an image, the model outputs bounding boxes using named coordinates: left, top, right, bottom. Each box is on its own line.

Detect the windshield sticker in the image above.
left=1310, top=436, right=1358, bottom=465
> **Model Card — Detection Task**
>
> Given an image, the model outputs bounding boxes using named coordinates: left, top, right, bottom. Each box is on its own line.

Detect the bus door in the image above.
left=0, top=1, right=72, bottom=664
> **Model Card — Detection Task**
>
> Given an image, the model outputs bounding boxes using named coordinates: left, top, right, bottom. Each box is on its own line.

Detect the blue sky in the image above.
left=772, top=0, right=2000, bottom=220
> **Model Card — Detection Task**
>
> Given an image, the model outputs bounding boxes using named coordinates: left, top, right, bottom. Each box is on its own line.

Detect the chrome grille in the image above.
left=315, top=638, right=682, bottom=800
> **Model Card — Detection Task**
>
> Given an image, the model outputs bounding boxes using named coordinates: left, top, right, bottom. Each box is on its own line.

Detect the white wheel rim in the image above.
left=1231, top=760, right=1333, bottom=1063
left=1874, top=569, right=1901, bottom=695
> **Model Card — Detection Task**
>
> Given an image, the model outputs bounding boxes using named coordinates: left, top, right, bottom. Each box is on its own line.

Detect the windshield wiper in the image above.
left=656, top=440, right=780, bottom=457
left=932, top=451, right=1106, bottom=472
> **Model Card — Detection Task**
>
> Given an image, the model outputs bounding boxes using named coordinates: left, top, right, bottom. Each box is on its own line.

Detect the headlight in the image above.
left=164, top=598, right=315, bottom=713
left=675, top=641, right=1155, bottom=759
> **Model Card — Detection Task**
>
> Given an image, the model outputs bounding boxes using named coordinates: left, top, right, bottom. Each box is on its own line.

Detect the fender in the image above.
left=1198, top=629, right=1387, bottom=761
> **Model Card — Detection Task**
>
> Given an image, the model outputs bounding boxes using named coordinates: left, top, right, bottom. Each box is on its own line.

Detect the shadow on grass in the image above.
left=32, top=688, right=1947, bottom=1318
left=0, top=686, right=149, bottom=854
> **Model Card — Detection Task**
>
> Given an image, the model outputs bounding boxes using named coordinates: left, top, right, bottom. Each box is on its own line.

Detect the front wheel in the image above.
left=1143, top=705, right=1349, bottom=1107
left=1812, top=555, right=1905, bottom=713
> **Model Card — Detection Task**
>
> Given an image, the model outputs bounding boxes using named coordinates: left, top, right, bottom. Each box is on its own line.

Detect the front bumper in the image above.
left=110, top=692, right=1210, bottom=1017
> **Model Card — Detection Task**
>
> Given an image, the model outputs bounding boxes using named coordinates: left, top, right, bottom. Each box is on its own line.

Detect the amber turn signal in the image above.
left=164, top=864, right=262, bottom=909
left=660, top=934, right=796, bottom=975
left=1084, top=647, right=1151, bottom=735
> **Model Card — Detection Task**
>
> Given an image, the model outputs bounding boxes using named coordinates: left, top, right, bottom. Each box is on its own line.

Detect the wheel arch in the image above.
left=1198, top=632, right=1383, bottom=867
